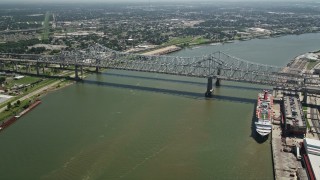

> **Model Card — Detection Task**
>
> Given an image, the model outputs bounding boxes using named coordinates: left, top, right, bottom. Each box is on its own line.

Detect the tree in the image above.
left=16, top=100, right=21, bottom=106
left=6, top=102, right=12, bottom=110
left=0, top=76, right=5, bottom=84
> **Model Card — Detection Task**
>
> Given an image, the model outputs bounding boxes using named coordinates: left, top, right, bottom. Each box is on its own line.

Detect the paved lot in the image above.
left=0, top=94, right=13, bottom=104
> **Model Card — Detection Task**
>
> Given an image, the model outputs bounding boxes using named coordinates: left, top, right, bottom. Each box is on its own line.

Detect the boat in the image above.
left=255, top=90, right=273, bottom=137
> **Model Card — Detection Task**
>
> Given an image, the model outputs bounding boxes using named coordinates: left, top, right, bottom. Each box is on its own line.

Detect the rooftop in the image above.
left=304, top=138, right=320, bottom=180
left=284, top=95, right=306, bottom=127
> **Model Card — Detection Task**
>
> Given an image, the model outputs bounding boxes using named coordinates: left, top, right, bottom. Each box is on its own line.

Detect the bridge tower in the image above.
left=216, top=68, right=221, bottom=86
left=205, top=77, right=213, bottom=97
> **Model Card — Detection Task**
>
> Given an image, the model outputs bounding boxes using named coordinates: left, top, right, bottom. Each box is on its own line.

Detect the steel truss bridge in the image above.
left=0, top=44, right=319, bottom=97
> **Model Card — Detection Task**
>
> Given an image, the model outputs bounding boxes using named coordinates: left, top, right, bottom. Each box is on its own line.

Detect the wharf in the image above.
left=271, top=123, right=303, bottom=179
left=271, top=102, right=300, bottom=179
left=271, top=90, right=313, bottom=180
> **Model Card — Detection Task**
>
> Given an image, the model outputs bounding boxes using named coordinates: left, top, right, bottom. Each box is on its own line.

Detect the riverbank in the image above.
left=144, top=32, right=320, bottom=56
left=0, top=69, right=86, bottom=122
left=0, top=100, right=41, bottom=132
left=141, top=45, right=181, bottom=55
left=0, top=66, right=98, bottom=123
left=0, top=78, right=72, bottom=122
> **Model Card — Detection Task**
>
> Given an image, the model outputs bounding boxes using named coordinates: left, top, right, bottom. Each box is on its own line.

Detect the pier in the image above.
left=271, top=89, right=320, bottom=179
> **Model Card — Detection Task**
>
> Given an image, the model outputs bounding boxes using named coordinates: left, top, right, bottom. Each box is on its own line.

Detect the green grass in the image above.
left=0, top=99, right=31, bottom=122
left=41, top=11, right=51, bottom=41
left=190, top=37, right=211, bottom=45
left=307, top=60, right=319, bottom=70
left=7, top=76, right=41, bottom=88
left=162, top=36, right=211, bottom=47
left=162, top=36, right=193, bottom=46
left=303, top=106, right=307, bottom=111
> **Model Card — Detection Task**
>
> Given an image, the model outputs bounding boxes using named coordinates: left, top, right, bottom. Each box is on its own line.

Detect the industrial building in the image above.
left=282, top=94, right=307, bottom=135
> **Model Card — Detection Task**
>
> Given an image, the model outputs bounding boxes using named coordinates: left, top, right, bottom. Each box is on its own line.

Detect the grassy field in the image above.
left=189, top=37, right=211, bottom=45
left=41, top=11, right=51, bottom=41
left=307, top=60, right=319, bottom=70
left=7, top=76, right=41, bottom=88
left=162, top=37, right=193, bottom=46
left=162, top=36, right=211, bottom=47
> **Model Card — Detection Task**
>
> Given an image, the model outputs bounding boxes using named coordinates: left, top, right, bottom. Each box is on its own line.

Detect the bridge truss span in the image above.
left=46, top=44, right=301, bottom=86
left=0, top=43, right=308, bottom=97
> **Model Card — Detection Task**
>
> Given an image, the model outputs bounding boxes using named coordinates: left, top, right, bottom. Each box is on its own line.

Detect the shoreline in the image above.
left=140, top=32, right=320, bottom=56
left=0, top=75, right=76, bottom=123
left=141, top=45, right=182, bottom=56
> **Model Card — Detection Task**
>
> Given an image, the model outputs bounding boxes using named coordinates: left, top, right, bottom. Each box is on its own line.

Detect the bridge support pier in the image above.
left=215, top=68, right=221, bottom=86
left=95, top=59, right=100, bottom=73
left=36, top=63, right=40, bottom=75
left=215, top=78, right=221, bottom=86
left=42, top=65, right=45, bottom=74
left=0, top=61, right=4, bottom=70
left=25, top=64, right=30, bottom=73
left=75, top=65, right=80, bottom=80
left=36, top=67, right=40, bottom=75
left=12, top=62, right=17, bottom=72
left=205, top=77, right=213, bottom=98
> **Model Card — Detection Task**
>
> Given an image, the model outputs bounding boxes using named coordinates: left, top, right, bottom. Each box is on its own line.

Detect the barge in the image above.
left=0, top=100, right=41, bottom=131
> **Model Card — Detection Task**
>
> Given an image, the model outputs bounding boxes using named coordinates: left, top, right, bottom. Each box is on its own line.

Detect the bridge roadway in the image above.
left=0, top=44, right=319, bottom=97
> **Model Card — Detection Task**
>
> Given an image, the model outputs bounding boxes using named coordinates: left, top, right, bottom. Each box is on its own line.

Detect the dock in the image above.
left=271, top=102, right=301, bottom=179
left=270, top=89, right=320, bottom=180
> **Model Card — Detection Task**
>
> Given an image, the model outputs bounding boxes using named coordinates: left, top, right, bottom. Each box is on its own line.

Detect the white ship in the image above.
left=255, top=90, right=273, bottom=137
